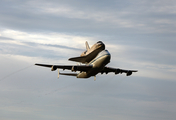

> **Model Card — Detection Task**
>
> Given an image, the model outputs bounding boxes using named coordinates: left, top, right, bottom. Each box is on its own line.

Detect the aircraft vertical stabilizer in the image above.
left=85, top=41, right=90, bottom=51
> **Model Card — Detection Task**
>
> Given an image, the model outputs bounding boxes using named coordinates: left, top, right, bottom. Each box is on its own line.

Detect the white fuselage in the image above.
left=77, top=50, right=111, bottom=78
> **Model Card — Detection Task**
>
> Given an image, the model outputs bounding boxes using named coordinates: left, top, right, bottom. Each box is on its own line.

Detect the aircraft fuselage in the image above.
left=77, top=50, right=111, bottom=78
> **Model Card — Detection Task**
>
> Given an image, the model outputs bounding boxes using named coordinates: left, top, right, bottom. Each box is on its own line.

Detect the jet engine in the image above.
left=51, top=65, right=57, bottom=71
left=126, top=71, right=132, bottom=76
left=71, top=66, right=77, bottom=72
left=115, top=69, right=120, bottom=74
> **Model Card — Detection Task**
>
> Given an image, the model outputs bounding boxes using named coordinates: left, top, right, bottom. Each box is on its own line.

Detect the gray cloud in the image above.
left=24, top=42, right=83, bottom=51
left=0, top=0, right=176, bottom=120
left=0, top=36, right=14, bottom=40
left=0, top=38, right=83, bottom=60
left=1, top=0, right=175, bottom=56
left=1, top=0, right=175, bottom=35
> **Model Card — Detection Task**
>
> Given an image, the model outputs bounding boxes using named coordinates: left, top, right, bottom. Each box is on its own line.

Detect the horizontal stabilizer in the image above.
left=59, top=72, right=78, bottom=76
left=35, top=63, right=52, bottom=67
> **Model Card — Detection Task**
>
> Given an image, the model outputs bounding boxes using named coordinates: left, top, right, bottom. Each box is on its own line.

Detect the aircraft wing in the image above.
left=100, top=66, right=138, bottom=76
left=35, top=63, right=93, bottom=72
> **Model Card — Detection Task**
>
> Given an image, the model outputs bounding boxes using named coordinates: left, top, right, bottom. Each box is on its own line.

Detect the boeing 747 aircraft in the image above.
left=35, top=41, right=137, bottom=80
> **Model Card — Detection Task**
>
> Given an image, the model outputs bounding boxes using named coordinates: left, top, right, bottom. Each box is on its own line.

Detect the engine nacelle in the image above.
left=71, top=66, right=77, bottom=72
left=51, top=65, right=57, bottom=71
left=126, top=71, right=132, bottom=76
left=115, top=69, right=120, bottom=74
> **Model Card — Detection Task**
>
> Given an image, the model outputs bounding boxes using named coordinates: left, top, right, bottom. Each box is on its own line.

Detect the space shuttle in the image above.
left=69, top=41, right=105, bottom=63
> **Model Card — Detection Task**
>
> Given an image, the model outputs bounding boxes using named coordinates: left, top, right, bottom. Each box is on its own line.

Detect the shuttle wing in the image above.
left=68, top=56, right=87, bottom=63
left=68, top=50, right=99, bottom=63
left=35, top=63, right=93, bottom=72
left=100, top=67, right=138, bottom=76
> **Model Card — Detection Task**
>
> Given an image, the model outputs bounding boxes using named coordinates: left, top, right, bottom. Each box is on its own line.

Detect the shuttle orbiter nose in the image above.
left=97, top=41, right=103, bottom=45
left=96, top=41, right=105, bottom=50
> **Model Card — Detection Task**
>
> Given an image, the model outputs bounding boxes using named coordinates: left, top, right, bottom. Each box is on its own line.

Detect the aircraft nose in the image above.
left=96, top=41, right=105, bottom=49
left=97, top=41, right=103, bottom=45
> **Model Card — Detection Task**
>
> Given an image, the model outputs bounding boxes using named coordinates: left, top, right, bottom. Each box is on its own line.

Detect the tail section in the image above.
left=85, top=41, right=90, bottom=51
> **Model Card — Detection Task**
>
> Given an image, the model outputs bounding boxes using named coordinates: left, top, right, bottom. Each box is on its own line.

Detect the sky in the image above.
left=0, top=0, right=176, bottom=120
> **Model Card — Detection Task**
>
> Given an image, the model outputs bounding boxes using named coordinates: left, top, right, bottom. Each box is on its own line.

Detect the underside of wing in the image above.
left=35, top=63, right=93, bottom=72
left=100, top=66, right=138, bottom=76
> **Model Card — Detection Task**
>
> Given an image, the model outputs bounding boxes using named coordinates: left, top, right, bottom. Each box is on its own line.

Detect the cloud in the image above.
left=0, top=29, right=93, bottom=48
left=0, top=29, right=94, bottom=61
left=1, top=0, right=175, bottom=35
left=0, top=28, right=175, bottom=81
left=0, top=1, right=176, bottom=120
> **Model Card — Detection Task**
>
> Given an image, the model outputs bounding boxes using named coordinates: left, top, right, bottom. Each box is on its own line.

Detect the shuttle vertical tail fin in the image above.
left=85, top=41, right=90, bottom=51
